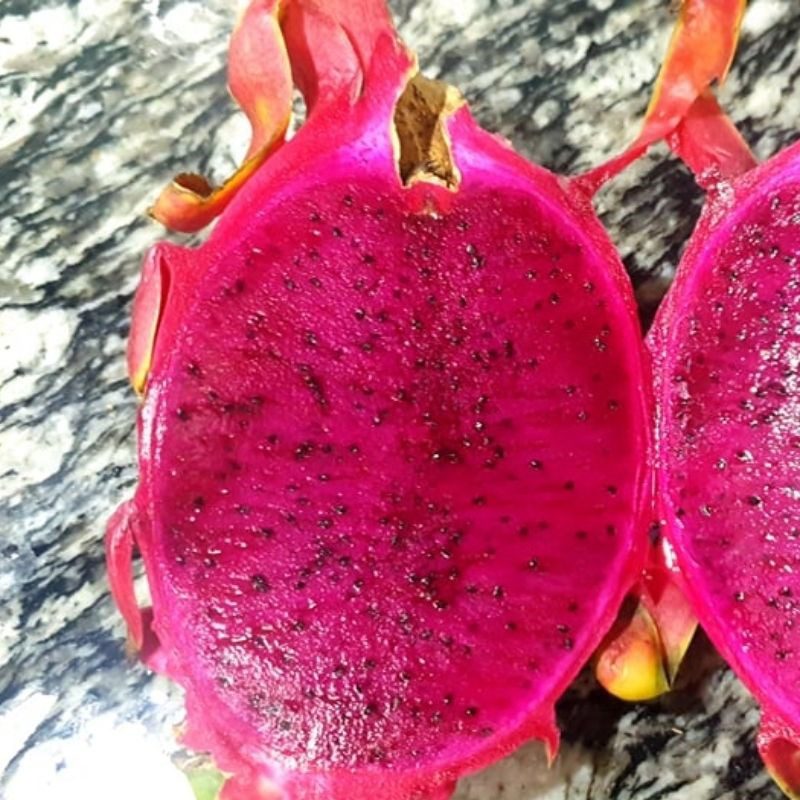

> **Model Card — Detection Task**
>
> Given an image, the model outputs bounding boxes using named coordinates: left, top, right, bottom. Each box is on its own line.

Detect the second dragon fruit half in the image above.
left=594, top=1, right=800, bottom=796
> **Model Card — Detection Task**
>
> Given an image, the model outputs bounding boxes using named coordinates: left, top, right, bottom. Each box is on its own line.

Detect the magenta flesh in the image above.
left=132, top=158, right=649, bottom=794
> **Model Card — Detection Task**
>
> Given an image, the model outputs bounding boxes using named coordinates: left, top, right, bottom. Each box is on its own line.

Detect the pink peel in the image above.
left=150, top=0, right=293, bottom=232
left=105, top=500, right=144, bottom=650
left=577, top=0, right=749, bottom=195
left=667, top=90, right=756, bottom=189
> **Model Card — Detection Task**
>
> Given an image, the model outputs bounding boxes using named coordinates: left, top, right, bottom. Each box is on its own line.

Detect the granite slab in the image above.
left=1, top=1, right=799, bottom=798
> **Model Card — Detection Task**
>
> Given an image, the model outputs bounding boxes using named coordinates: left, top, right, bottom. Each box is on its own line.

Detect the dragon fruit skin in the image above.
left=106, top=1, right=652, bottom=798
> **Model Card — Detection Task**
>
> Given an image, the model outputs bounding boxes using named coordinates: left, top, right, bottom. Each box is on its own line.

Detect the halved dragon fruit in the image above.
left=107, top=1, right=651, bottom=798
left=592, top=1, right=800, bottom=795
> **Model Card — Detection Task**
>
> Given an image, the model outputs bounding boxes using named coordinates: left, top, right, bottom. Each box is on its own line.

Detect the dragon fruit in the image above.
left=591, top=1, right=800, bottom=795
left=107, top=0, right=652, bottom=798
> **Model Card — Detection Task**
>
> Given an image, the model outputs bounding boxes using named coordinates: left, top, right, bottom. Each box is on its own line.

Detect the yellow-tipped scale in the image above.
left=595, top=601, right=669, bottom=702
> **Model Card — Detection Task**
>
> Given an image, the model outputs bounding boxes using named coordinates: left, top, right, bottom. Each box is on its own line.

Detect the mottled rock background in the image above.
left=1, top=1, right=798, bottom=797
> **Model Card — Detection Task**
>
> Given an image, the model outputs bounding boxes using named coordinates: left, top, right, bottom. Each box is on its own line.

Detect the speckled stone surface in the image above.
left=1, top=1, right=799, bottom=798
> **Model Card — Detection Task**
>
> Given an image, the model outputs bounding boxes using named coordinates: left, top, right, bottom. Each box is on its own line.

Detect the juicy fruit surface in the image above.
left=660, top=178, right=800, bottom=714
left=146, top=175, right=645, bottom=771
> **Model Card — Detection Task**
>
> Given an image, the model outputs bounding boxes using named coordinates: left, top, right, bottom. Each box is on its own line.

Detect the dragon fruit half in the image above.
left=590, top=1, right=800, bottom=795
left=107, top=1, right=652, bottom=798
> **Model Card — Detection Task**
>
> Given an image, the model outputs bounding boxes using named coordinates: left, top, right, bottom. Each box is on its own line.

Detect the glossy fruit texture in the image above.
left=107, top=1, right=651, bottom=799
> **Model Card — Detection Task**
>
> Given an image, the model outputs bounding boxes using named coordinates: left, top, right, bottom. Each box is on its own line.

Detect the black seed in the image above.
left=492, top=585, right=505, bottom=599
left=176, top=406, right=190, bottom=421
left=432, top=448, right=461, bottom=464
left=250, top=574, right=270, bottom=593
left=295, top=442, right=314, bottom=460
left=527, top=558, right=539, bottom=571
left=465, top=706, right=479, bottom=717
